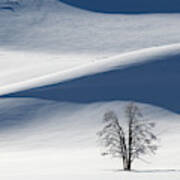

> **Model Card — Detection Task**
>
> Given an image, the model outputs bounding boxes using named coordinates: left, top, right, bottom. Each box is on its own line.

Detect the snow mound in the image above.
left=0, top=98, right=179, bottom=179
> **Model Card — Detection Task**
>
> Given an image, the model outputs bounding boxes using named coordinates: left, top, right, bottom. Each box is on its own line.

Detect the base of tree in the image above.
left=124, top=168, right=131, bottom=171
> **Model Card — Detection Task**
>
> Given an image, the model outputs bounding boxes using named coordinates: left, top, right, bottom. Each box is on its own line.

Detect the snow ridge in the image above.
left=1, top=43, right=180, bottom=97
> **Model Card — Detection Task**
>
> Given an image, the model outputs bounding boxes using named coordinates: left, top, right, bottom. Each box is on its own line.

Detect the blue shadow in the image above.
left=0, top=7, right=14, bottom=11
left=3, top=56, right=180, bottom=113
left=59, top=0, right=180, bottom=14
left=0, top=1, right=19, bottom=12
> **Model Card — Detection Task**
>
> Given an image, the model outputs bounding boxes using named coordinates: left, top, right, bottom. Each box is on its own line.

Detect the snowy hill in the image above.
left=0, top=99, right=179, bottom=180
left=0, top=0, right=180, bottom=179
left=1, top=0, right=180, bottom=54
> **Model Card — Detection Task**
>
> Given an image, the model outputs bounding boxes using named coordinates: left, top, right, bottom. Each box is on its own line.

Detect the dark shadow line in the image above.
left=104, top=168, right=180, bottom=173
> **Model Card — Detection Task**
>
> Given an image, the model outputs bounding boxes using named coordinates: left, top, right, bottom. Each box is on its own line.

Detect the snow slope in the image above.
left=1, top=1, right=180, bottom=54
left=0, top=99, right=179, bottom=180
left=1, top=44, right=180, bottom=113
left=1, top=0, right=180, bottom=93
left=1, top=43, right=180, bottom=96
left=0, top=0, right=180, bottom=180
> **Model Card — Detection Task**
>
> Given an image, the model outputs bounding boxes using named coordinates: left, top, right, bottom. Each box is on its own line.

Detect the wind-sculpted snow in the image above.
left=1, top=0, right=180, bottom=54
left=1, top=44, right=180, bottom=113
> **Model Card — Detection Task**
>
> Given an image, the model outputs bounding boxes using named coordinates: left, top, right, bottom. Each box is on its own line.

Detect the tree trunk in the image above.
left=127, top=117, right=133, bottom=171
left=123, top=159, right=131, bottom=171
left=123, top=157, right=128, bottom=170
left=127, top=160, right=131, bottom=171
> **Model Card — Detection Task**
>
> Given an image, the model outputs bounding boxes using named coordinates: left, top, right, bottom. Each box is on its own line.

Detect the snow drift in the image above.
left=1, top=44, right=180, bottom=113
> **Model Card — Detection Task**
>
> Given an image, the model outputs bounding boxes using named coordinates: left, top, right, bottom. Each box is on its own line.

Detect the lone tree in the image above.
left=97, top=102, right=158, bottom=171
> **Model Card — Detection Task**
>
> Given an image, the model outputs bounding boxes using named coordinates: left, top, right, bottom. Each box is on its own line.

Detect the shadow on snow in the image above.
left=3, top=55, right=180, bottom=114
left=108, top=168, right=180, bottom=173
left=59, top=0, right=180, bottom=14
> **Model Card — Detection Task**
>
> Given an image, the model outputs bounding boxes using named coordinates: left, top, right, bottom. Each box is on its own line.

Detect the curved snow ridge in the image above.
left=0, top=43, right=180, bottom=96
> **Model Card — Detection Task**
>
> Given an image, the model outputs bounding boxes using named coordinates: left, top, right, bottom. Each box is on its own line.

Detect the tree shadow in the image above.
left=110, top=169, right=180, bottom=173
left=105, top=168, right=180, bottom=173
left=132, top=169, right=180, bottom=173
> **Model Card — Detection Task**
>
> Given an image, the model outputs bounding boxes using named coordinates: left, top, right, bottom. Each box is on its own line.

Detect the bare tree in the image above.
left=97, top=102, right=158, bottom=171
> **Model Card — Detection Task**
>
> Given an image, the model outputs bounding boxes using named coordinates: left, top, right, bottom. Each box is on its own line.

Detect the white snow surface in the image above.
left=0, top=0, right=180, bottom=179
left=0, top=99, right=179, bottom=180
